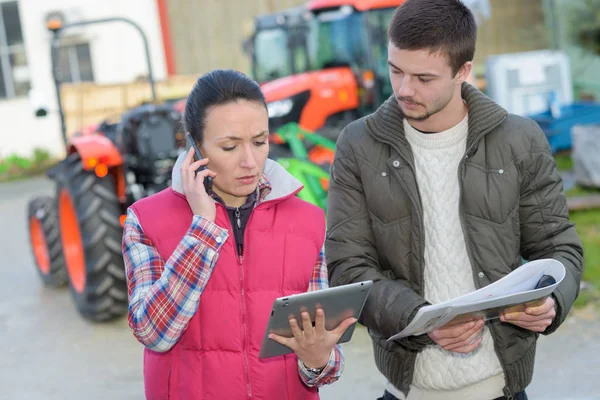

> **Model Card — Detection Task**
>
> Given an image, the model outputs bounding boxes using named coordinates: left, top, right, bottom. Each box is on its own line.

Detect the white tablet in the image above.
left=258, top=280, right=373, bottom=359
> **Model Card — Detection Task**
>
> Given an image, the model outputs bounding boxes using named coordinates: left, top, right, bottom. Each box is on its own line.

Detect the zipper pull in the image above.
left=235, top=207, right=241, bottom=229
left=237, top=243, right=244, bottom=263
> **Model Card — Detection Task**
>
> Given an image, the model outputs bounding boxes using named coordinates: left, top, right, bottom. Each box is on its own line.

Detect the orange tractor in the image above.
left=27, top=17, right=185, bottom=322
left=247, top=0, right=405, bottom=141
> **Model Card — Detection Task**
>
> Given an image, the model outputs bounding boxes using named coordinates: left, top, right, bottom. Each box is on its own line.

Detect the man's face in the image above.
left=387, top=42, right=462, bottom=123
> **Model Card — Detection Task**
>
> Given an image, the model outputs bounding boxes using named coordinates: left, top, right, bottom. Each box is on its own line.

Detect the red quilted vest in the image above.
left=131, top=178, right=325, bottom=400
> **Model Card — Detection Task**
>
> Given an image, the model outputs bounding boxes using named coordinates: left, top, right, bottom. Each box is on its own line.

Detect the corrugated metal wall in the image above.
left=474, top=0, right=549, bottom=65
left=166, top=0, right=307, bottom=76
left=166, top=0, right=550, bottom=76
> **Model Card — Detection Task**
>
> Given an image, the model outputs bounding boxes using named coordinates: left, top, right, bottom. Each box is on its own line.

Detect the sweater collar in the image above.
left=366, top=83, right=508, bottom=156
left=404, top=114, right=469, bottom=150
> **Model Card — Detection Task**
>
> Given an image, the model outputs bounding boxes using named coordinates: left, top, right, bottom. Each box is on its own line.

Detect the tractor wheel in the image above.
left=57, top=153, right=128, bottom=322
left=27, top=196, right=67, bottom=287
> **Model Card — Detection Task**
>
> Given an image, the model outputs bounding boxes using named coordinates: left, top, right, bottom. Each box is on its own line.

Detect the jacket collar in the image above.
left=366, top=82, right=508, bottom=156
left=171, top=154, right=303, bottom=204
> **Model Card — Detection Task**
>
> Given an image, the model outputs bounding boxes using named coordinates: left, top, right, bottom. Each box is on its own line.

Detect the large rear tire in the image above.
left=57, top=153, right=128, bottom=322
left=27, top=196, right=67, bottom=287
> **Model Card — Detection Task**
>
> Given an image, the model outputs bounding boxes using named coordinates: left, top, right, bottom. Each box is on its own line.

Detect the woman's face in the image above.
left=200, top=100, right=269, bottom=207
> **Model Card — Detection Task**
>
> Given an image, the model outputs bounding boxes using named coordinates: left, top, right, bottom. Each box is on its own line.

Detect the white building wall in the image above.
left=0, top=0, right=166, bottom=159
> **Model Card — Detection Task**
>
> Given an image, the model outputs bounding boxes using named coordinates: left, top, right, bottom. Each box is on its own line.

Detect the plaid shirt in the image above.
left=122, top=176, right=343, bottom=387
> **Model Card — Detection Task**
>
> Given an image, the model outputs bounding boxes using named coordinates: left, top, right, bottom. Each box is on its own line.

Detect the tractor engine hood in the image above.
left=261, top=67, right=359, bottom=132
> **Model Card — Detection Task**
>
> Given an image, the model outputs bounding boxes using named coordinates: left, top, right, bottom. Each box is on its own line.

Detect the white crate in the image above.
left=485, top=50, right=573, bottom=116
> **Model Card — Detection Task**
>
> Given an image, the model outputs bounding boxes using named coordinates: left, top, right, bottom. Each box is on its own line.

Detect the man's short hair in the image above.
left=388, top=0, right=477, bottom=75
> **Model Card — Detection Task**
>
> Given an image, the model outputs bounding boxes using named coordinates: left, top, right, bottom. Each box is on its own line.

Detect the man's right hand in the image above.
left=181, top=147, right=217, bottom=221
left=427, top=318, right=485, bottom=353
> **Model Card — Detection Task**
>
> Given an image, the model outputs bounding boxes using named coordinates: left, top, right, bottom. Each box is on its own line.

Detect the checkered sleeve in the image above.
left=297, top=247, right=345, bottom=387
left=122, top=208, right=228, bottom=352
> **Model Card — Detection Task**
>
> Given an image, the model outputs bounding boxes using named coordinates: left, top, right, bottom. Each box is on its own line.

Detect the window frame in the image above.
left=56, top=41, right=95, bottom=84
left=0, top=0, right=29, bottom=99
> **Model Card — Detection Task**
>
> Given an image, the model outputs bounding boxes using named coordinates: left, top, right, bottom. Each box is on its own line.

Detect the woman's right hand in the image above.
left=181, top=147, right=217, bottom=222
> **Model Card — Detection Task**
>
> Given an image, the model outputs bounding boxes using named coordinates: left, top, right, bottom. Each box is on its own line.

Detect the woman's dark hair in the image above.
left=388, top=0, right=477, bottom=76
left=184, top=69, right=267, bottom=144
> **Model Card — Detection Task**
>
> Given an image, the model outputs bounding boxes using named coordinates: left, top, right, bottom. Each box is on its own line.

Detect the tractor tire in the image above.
left=27, top=196, right=68, bottom=287
left=57, top=153, right=128, bottom=322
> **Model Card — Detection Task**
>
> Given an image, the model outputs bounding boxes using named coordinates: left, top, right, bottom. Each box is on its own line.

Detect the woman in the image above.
left=122, top=69, right=355, bottom=400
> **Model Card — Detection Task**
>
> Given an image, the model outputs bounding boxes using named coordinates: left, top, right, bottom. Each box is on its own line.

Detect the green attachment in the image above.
left=276, top=122, right=337, bottom=160
left=277, top=157, right=329, bottom=212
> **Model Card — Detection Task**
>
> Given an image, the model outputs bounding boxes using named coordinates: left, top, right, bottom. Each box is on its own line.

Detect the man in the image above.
left=325, top=1, right=584, bottom=400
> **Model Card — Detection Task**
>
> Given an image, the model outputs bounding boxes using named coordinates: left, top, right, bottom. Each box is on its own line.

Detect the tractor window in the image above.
left=289, top=26, right=311, bottom=75
left=306, top=9, right=369, bottom=71
left=366, top=8, right=397, bottom=100
left=253, top=29, right=291, bottom=82
left=293, top=45, right=309, bottom=74
left=366, top=8, right=396, bottom=79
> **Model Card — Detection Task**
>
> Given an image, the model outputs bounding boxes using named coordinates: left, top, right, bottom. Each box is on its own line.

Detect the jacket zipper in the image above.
left=364, top=131, right=426, bottom=292
left=456, top=115, right=512, bottom=398
left=235, top=207, right=242, bottom=229
left=233, top=206, right=252, bottom=398
left=210, top=193, right=297, bottom=399
left=219, top=204, right=252, bottom=398
left=364, top=132, right=425, bottom=391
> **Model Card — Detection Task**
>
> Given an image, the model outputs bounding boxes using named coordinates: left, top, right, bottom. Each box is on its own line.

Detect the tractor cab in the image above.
left=247, top=0, right=402, bottom=137
left=303, top=2, right=397, bottom=109
left=250, top=6, right=312, bottom=84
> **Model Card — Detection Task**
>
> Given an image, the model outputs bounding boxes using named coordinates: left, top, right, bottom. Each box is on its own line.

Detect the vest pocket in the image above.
left=176, top=348, right=203, bottom=399
left=143, top=349, right=173, bottom=400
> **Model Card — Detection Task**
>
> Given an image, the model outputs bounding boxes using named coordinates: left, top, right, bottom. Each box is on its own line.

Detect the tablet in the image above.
left=258, top=280, right=373, bottom=359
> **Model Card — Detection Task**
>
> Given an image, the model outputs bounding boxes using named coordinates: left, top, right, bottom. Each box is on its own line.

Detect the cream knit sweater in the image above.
left=386, top=115, right=504, bottom=400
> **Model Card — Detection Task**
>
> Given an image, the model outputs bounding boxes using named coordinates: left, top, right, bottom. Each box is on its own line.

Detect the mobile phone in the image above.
left=187, top=133, right=212, bottom=195
left=534, top=274, right=556, bottom=289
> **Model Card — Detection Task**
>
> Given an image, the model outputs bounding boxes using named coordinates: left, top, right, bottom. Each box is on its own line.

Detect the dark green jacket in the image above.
left=325, top=83, right=584, bottom=398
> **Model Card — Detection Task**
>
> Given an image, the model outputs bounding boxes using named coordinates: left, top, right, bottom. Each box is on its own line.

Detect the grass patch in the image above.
left=569, top=208, right=600, bottom=307
left=0, top=148, right=58, bottom=183
left=555, top=152, right=574, bottom=171
left=566, top=185, right=600, bottom=197
left=554, top=152, right=600, bottom=307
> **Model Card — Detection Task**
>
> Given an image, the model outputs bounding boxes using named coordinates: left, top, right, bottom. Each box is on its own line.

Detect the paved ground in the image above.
left=1, top=176, right=599, bottom=400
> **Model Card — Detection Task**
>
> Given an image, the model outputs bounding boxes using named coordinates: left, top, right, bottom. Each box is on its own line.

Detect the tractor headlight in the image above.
left=267, top=99, right=293, bottom=118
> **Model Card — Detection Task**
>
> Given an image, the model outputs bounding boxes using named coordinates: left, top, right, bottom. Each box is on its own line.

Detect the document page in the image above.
left=388, top=259, right=565, bottom=341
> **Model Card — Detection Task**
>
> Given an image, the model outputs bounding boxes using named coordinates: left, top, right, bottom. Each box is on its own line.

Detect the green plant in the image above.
left=570, top=208, right=600, bottom=307
left=3, top=154, right=32, bottom=170
left=32, top=148, right=52, bottom=165
left=0, top=148, right=58, bottom=182
left=566, top=0, right=600, bottom=55
left=555, top=153, right=573, bottom=171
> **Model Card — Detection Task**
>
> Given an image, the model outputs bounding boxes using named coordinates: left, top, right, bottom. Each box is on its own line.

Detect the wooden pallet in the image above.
left=60, top=75, right=199, bottom=136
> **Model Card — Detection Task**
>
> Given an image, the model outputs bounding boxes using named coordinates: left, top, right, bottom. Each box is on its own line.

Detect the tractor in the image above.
left=246, top=0, right=404, bottom=140
left=27, top=17, right=185, bottom=322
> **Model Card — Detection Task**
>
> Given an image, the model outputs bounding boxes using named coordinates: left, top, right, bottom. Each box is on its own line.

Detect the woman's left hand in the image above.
left=269, top=308, right=357, bottom=369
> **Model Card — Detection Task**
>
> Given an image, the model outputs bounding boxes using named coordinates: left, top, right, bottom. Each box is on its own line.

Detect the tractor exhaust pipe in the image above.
left=47, top=17, right=157, bottom=149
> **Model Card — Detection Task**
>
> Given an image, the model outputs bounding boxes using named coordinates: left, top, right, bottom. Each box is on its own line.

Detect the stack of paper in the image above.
left=388, top=258, right=566, bottom=341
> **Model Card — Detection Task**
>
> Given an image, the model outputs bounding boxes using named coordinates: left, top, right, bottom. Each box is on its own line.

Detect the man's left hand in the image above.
left=500, top=296, right=556, bottom=333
